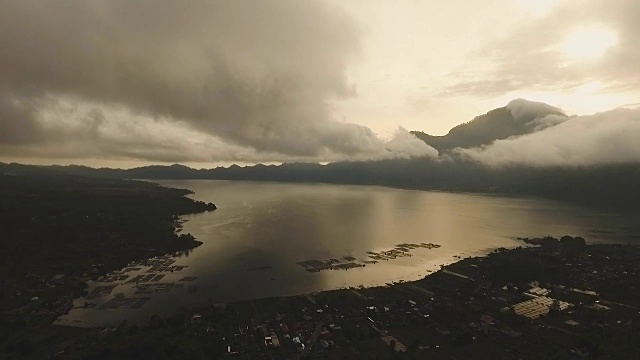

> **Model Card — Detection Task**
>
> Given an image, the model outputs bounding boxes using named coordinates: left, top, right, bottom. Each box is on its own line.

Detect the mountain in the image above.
left=411, top=99, right=568, bottom=152
left=3, top=99, right=638, bottom=210
left=3, top=159, right=640, bottom=210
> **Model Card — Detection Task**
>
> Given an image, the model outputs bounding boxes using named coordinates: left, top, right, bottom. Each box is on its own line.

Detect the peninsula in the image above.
left=0, top=174, right=216, bottom=357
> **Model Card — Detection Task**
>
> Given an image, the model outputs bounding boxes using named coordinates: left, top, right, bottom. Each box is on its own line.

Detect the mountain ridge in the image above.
left=3, top=159, right=640, bottom=211
left=411, top=99, right=568, bottom=152
left=3, top=99, right=638, bottom=210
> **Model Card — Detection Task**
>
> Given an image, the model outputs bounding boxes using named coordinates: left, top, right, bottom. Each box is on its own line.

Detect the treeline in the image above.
left=2, top=160, right=640, bottom=210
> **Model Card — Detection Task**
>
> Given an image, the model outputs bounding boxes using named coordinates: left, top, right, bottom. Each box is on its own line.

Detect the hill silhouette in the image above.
left=411, top=99, right=568, bottom=152
left=3, top=159, right=640, bottom=211
left=4, top=100, right=639, bottom=210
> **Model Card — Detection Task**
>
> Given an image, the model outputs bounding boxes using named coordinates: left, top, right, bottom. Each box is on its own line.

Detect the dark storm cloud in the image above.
left=0, top=0, right=434, bottom=161
left=0, top=90, right=44, bottom=144
left=0, top=101, right=263, bottom=163
left=440, top=0, right=640, bottom=97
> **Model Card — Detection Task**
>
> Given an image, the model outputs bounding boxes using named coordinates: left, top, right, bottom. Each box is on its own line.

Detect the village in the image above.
left=53, top=236, right=640, bottom=359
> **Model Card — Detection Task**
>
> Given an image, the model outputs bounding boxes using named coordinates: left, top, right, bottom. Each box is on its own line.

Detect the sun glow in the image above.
left=495, top=81, right=633, bottom=116
left=560, top=27, right=617, bottom=61
left=517, top=0, right=561, bottom=17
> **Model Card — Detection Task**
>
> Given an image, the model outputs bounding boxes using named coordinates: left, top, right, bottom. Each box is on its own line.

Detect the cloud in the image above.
left=385, top=127, right=439, bottom=158
left=441, top=0, right=640, bottom=97
left=0, top=98, right=433, bottom=164
left=0, top=90, right=47, bottom=144
left=457, top=105, right=640, bottom=166
left=507, top=98, right=562, bottom=122
left=0, top=0, right=408, bottom=162
left=506, top=98, right=569, bottom=130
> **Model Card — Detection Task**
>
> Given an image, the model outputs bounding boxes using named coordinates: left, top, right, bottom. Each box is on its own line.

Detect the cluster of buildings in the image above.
left=29, top=238, right=640, bottom=359
left=154, top=240, right=640, bottom=359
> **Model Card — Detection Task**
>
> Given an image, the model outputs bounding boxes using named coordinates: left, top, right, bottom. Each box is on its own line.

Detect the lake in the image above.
left=56, top=180, right=640, bottom=327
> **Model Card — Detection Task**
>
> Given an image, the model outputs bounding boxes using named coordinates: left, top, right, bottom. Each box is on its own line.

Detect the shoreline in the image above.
left=50, top=237, right=640, bottom=358
left=53, top=242, right=486, bottom=329
left=3, top=174, right=639, bottom=358
left=53, top=228, right=633, bottom=330
left=0, top=175, right=216, bottom=358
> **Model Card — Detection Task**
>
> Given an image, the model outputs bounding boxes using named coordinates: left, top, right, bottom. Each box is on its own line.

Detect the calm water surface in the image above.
left=57, top=180, right=640, bottom=327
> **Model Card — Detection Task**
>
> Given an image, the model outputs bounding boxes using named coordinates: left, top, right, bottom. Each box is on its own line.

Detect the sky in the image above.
left=0, top=0, right=638, bottom=168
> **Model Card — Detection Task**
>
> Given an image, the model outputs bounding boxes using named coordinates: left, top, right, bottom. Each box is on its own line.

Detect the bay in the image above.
left=57, top=180, right=640, bottom=327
